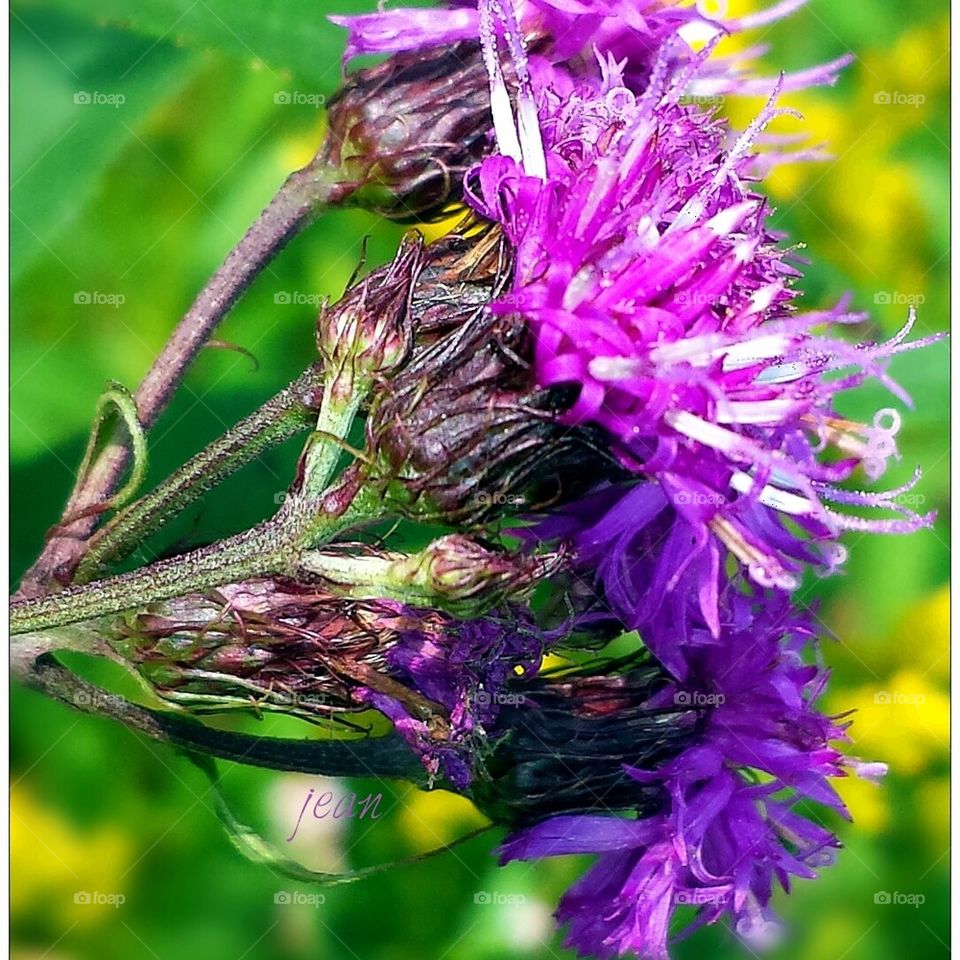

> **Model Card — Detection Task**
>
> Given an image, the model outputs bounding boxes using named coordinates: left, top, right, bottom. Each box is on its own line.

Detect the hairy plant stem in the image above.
left=76, top=364, right=326, bottom=582
left=9, top=625, right=111, bottom=680
left=10, top=484, right=378, bottom=635
left=301, top=392, right=367, bottom=499
left=19, top=155, right=355, bottom=598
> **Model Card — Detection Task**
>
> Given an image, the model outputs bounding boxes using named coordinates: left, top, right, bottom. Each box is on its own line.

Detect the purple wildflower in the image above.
left=316, top=10, right=933, bottom=955
left=331, top=0, right=850, bottom=97
left=500, top=591, right=881, bottom=959
left=467, top=27, right=937, bottom=634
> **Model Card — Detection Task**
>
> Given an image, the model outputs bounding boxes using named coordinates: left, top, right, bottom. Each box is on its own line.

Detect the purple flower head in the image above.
left=470, top=32, right=938, bottom=635
left=357, top=605, right=545, bottom=789
left=331, top=0, right=850, bottom=98
left=500, top=591, right=881, bottom=959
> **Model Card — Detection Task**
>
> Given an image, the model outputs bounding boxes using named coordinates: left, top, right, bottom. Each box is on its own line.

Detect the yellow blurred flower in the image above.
left=419, top=210, right=467, bottom=244
left=833, top=772, right=889, bottom=834
left=865, top=14, right=949, bottom=107
left=11, top=782, right=133, bottom=928
left=915, top=776, right=950, bottom=851
left=825, top=580, right=948, bottom=852
left=397, top=786, right=489, bottom=850
left=891, top=583, right=949, bottom=682
left=843, top=669, right=948, bottom=776
left=279, top=119, right=327, bottom=174
left=726, top=15, right=948, bottom=324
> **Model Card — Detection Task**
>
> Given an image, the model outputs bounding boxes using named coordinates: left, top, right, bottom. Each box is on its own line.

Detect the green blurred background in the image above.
left=10, top=1, right=949, bottom=958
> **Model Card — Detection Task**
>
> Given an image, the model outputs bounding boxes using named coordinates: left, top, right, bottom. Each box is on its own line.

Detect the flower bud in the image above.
left=316, top=233, right=425, bottom=401
left=408, top=228, right=506, bottom=341
left=106, top=580, right=700, bottom=805
left=361, top=231, right=618, bottom=522
left=109, top=581, right=416, bottom=720
left=304, top=534, right=563, bottom=618
left=399, top=534, right=560, bottom=613
left=323, top=41, right=493, bottom=221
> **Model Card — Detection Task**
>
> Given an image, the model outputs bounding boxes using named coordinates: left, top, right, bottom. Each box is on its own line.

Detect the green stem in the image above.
left=20, top=656, right=427, bottom=781
left=10, top=625, right=109, bottom=680
left=10, top=487, right=378, bottom=636
left=300, top=550, right=405, bottom=586
left=77, top=365, right=324, bottom=582
left=13, top=524, right=283, bottom=634
left=300, top=391, right=367, bottom=501
left=297, top=540, right=541, bottom=619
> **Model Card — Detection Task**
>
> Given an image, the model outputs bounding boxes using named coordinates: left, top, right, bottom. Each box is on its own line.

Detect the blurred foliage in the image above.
left=10, top=0, right=949, bottom=958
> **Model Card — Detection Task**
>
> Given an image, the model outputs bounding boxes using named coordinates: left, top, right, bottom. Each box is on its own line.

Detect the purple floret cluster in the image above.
left=500, top=590, right=872, bottom=957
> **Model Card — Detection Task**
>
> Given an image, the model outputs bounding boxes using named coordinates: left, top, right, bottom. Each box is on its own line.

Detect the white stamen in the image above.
left=747, top=283, right=781, bottom=316
left=478, top=0, right=546, bottom=180
left=722, top=334, right=790, bottom=368
left=729, top=471, right=814, bottom=515
left=755, top=361, right=807, bottom=384
left=715, top=399, right=796, bottom=425
left=665, top=409, right=749, bottom=457
left=649, top=331, right=788, bottom=369
left=588, top=356, right=642, bottom=382
left=710, top=516, right=799, bottom=591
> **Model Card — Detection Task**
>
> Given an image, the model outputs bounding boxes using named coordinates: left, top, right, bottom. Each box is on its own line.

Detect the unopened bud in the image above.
left=304, top=535, right=561, bottom=618
left=324, top=41, right=493, bottom=221
left=106, top=582, right=700, bottom=808
left=398, top=534, right=560, bottom=614
left=110, top=581, right=418, bottom=718
left=367, top=301, right=615, bottom=523
left=316, top=234, right=425, bottom=400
